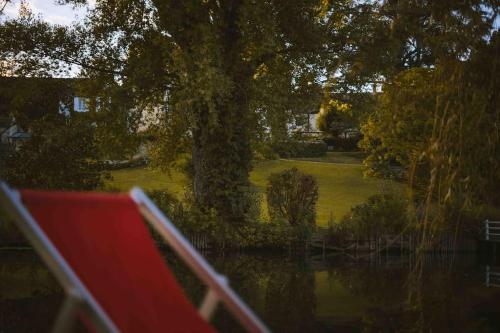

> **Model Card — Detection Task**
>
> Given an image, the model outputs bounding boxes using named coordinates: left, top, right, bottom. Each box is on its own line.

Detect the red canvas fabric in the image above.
left=21, top=190, right=216, bottom=333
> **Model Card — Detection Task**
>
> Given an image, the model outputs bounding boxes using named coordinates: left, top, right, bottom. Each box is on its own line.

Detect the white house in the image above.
left=0, top=121, right=31, bottom=148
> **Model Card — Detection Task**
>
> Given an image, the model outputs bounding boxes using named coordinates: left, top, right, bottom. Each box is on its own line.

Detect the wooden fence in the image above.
left=188, top=234, right=211, bottom=250
left=485, top=220, right=500, bottom=242
left=310, top=228, right=476, bottom=255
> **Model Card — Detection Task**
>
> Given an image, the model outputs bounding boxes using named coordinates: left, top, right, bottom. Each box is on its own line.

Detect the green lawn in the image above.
left=108, top=167, right=188, bottom=196
left=287, top=151, right=367, bottom=165
left=250, top=159, right=400, bottom=225
left=108, top=154, right=401, bottom=226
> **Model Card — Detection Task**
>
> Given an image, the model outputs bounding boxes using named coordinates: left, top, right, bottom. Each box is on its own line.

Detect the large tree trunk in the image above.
left=154, top=0, right=254, bottom=229
left=191, top=91, right=252, bottom=228
left=191, top=0, right=256, bottom=229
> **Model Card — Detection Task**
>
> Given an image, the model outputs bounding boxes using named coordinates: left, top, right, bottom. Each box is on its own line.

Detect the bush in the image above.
left=272, top=140, right=327, bottom=158
left=237, top=220, right=292, bottom=249
left=146, top=185, right=264, bottom=248
left=340, top=193, right=409, bottom=240
left=146, top=185, right=304, bottom=250
left=145, top=189, right=209, bottom=234
left=266, top=168, right=318, bottom=241
left=253, top=142, right=279, bottom=160
left=146, top=189, right=181, bottom=219
left=322, top=135, right=361, bottom=152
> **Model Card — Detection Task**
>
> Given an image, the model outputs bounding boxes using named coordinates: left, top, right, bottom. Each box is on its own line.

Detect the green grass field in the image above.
left=108, top=153, right=401, bottom=226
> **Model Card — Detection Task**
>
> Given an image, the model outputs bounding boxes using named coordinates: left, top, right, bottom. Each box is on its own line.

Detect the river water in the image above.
left=1, top=250, right=500, bottom=332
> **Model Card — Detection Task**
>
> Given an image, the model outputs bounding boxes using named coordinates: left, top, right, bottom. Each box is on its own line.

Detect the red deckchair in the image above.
left=0, top=182, right=269, bottom=333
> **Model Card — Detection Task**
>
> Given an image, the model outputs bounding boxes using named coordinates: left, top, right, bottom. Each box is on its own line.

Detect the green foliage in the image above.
left=237, top=220, right=292, bottom=250
left=146, top=189, right=182, bottom=222
left=316, top=97, right=371, bottom=152
left=266, top=167, right=318, bottom=228
left=0, top=5, right=76, bottom=77
left=109, top=157, right=395, bottom=226
left=413, top=36, right=500, bottom=243
left=4, top=0, right=495, bottom=246
left=329, top=0, right=498, bottom=90
left=340, top=193, right=410, bottom=239
left=322, top=135, right=360, bottom=152
left=146, top=186, right=263, bottom=247
left=0, top=79, right=139, bottom=190
left=1, top=116, right=108, bottom=191
left=316, top=100, right=353, bottom=138
left=360, top=68, right=435, bottom=179
left=340, top=0, right=499, bottom=244
left=272, top=140, right=327, bottom=158
left=0, top=0, right=355, bottom=231
left=145, top=187, right=294, bottom=250
left=71, top=0, right=335, bottom=228
left=0, top=77, right=73, bottom=127
left=360, top=34, right=500, bottom=242
left=252, top=141, right=279, bottom=161
left=146, top=189, right=214, bottom=235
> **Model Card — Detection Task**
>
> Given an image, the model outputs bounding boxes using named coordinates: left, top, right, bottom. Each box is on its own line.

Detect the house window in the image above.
left=74, top=97, right=89, bottom=112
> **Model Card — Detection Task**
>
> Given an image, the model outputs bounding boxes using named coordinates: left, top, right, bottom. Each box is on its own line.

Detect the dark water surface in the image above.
left=1, top=250, right=500, bottom=333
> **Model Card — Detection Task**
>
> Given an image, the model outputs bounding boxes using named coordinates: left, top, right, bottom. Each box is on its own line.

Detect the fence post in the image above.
left=485, top=219, right=490, bottom=241
left=486, top=265, right=490, bottom=287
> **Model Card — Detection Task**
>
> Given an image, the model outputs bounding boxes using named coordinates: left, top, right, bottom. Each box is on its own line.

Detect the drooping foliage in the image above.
left=355, top=1, right=500, bottom=246
left=415, top=36, right=500, bottom=243
left=360, top=68, right=435, bottom=179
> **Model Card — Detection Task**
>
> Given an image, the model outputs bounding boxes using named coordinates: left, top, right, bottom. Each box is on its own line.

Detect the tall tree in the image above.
left=29, top=0, right=344, bottom=230
left=0, top=5, right=117, bottom=190
left=352, top=0, right=499, bottom=247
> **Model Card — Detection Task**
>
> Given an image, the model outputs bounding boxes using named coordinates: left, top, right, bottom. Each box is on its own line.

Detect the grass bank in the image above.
left=108, top=153, right=401, bottom=226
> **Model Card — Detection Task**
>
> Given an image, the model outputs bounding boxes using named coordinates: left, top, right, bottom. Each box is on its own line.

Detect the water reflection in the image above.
left=1, top=250, right=500, bottom=332
left=485, top=266, right=500, bottom=288
left=0, top=251, right=63, bottom=332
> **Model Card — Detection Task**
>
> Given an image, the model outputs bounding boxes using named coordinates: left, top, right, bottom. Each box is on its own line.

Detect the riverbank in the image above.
left=107, top=153, right=402, bottom=226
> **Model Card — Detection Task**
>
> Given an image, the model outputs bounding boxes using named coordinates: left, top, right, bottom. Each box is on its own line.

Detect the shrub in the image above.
left=272, top=140, right=327, bottom=158
left=294, top=140, right=328, bottom=157
left=322, top=135, right=361, bottom=152
left=266, top=167, right=318, bottom=230
left=145, top=189, right=207, bottom=234
left=147, top=185, right=263, bottom=248
left=340, top=193, right=409, bottom=240
left=253, top=142, right=278, bottom=160
left=146, top=189, right=181, bottom=219
left=237, top=220, right=292, bottom=249
left=244, top=184, right=263, bottom=224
